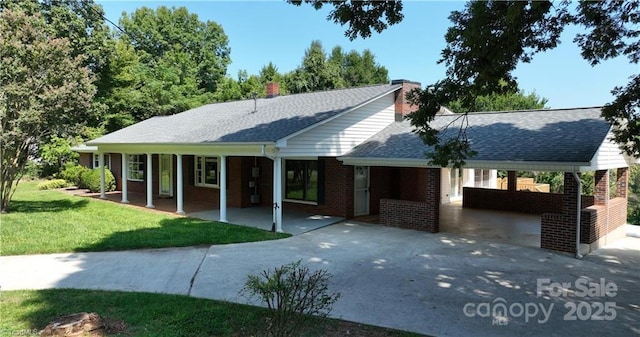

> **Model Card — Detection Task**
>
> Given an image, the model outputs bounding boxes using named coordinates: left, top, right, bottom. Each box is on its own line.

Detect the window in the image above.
left=474, top=169, right=492, bottom=188
left=128, top=154, right=144, bottom=181
left=195, top=156, right=218, bottom=187
left=285, top=160, right=318, bottom=202
left=93, top=153, right=111, bottom=169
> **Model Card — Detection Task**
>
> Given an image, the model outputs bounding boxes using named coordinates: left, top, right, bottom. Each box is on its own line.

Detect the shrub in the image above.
left=80, top=168, right=116, bottom=193
left=24, top=160, right=42, bottom=180
left=61, top=163, right=90, bottom=187
left=37, top=179, right=71, bottom=190
left=241, top=260, right=340, bottom=337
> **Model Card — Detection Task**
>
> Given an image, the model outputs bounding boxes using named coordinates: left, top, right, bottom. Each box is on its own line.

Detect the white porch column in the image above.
left=99, top=153, right=106, bottom=199
left=146, top=153, right=154, bottom=208
left=219, top=155, right=227, bottom=222
left=273, top=157, right=283, bottom=232
left=176, top=154, right=184, bottom=215
left=121, top=153, right=129, bottom=203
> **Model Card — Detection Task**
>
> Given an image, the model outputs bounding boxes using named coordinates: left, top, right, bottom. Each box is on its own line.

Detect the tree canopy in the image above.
left=295, top=0, right=640, bottom=166
left=446, top=90, right=548, bottom=113
left=0, top=8, right=95, bottom=211
left=286, top=41, right=389, bottom=94
left=99, top=5, right=231, bottom=131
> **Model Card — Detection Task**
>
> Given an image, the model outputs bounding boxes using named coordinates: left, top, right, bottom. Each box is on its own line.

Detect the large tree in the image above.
left=293, top=0, right=640, bottom=166
left=119, top=6, right=230, bottom=93
left=0, top=8, right=95, bottom=212
left=2, top=0, right=113, bottom=123
left=286, top=41, right=389, bottom=94
left=99, top=6, right=231, bottom=131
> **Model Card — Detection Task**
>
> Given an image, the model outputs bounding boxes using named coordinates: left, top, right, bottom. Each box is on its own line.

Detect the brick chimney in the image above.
left=392, top=79, right=421, bottom=121
left=266, top=82, right=280, bottom=98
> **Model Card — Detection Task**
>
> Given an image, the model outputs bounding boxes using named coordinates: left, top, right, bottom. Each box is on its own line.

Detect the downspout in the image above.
left=572, top=170, right=583, bottom=259
left=606, top=170, right=610, bottom=246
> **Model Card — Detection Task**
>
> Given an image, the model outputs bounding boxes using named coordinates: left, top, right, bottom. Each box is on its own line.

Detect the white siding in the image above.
left=279, top=93, right=395, bottom=157
left=586, top=132, right=630, bottom=170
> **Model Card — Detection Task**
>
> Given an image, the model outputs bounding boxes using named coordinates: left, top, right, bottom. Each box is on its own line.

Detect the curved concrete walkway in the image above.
left=2, top=222, right=639, bottom=336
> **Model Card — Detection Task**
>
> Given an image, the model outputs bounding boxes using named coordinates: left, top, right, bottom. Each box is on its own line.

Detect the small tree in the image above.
left=0, top=8, right=94, bottom=212
left=241, top=261, right=340, bottom=337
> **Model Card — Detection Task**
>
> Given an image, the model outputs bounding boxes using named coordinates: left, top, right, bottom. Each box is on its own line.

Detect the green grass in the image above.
left=0, top=289, right=421, bottom=337
left=1, top=182, right=289, bottom=255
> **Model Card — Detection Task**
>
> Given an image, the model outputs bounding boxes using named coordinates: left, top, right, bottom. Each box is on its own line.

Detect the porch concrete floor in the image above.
left=440, top=201, right=541, bottom=248
left=68, top=189, right=344, bottom=235
left=190, top=208, right=344, bottom=235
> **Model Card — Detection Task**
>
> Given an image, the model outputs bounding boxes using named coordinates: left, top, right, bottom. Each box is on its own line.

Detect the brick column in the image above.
left=507, top=171, right=517, bottom=192
left=541, top=172, right=581, bottom=253
left=425, top=168, right=441, bottom=233
left=594, top=170, right=609, bottom=206
left=617, top=167, right=629, bottom=199
left=563, top=173, right=579, bottom=221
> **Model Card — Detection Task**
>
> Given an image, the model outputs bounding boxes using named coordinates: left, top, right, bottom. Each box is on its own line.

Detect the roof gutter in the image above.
left=85, top=141, right=276, bottom=147
left=338, top=156, right=592, bottom=170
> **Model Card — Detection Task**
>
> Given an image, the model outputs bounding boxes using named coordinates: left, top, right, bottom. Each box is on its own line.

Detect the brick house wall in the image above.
left=79, top=153, right=92, bottom=169
left=284, top=157, right=355, bottom=218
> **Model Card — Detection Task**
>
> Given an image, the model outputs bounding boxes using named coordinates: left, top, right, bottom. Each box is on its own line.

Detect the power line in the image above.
left=81, top=0, right=127, bottom=36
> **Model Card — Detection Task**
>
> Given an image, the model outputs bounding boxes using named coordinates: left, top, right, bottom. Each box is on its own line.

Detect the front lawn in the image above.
left=0, top=289, right=422, bottom=337
left=0, top=182, right=289, bottom=255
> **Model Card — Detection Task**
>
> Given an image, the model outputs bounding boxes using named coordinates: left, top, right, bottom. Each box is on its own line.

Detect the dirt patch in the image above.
left=39, top=312, right=126, bottom=337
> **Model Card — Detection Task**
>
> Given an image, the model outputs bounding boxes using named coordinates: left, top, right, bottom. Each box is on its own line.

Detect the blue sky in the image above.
left=96, top=0, right=638, bottom=109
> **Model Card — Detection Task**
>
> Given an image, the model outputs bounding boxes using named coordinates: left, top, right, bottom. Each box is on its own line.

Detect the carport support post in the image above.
left=176, top=154, right=184, bottom=215
left=507, top=171, right=517, bottom=192
left=219, top=155, right=227, bottom=222
left=99, top=153, right=106, bottom=199
left=273, top=157, right=283, bottom=232
left=145, top=153, right=154, bottom=208
left=121, top=153, right=129, bottom=203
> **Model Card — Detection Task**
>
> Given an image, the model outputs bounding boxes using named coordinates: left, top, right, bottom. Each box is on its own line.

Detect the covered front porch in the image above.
left=80, top=190, right=343, bottom=235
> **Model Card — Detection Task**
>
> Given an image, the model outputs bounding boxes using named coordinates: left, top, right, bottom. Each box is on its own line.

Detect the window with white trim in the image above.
left=128, top=154, right=144, bottom=181
left=474, top=169, right=492, bottom=188
left=194, top=156, right=218, bottom=187
left=93, top=153, right=111, bottom=169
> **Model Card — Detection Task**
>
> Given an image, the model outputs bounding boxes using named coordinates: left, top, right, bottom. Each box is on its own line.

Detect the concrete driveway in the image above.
left=2, top=222, right=639, bottom=336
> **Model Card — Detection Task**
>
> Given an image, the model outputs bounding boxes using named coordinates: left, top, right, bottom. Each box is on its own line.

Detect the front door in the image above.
left=159, top=154, right=173, bottom=197
left=354, top=166, right=370, bottom=216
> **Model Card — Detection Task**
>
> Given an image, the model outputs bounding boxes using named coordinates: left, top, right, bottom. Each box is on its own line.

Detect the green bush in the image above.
left=36, top=179, right=71, bottom=190
left=241, top=260, right=340, bottom=337
left=24, top=160, right=42, bottom=180
left=61, top=163, right=91, bottom=187
left=80, top=168, right=116, bottom=193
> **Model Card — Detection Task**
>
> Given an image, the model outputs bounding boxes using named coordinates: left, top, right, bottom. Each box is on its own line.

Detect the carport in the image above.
left=339, top=107, right=637, bottom=255
left=440, top=201, right=541, bottom=248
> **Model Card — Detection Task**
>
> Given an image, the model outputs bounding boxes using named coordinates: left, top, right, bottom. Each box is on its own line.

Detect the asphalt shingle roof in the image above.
left=89, top=84, right=401, bottom=144
left=343, top=107, right=611, bottom=163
